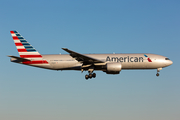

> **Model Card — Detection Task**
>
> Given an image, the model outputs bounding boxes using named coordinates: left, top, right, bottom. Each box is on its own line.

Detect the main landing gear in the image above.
left=85, top=73, right=96, bottom=80
left=156, top=68, right=162, bottom=77
left=85, top=66, right=96, bottom=80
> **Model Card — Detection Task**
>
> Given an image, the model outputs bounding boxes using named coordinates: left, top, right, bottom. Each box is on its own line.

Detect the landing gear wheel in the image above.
left=85, top=75, right=89, bottom=80
left=92, top=73, right=96, bottom=78
left=156, top=73, right=159, bottom=77
left=85, top=72, right=96, bottom=80
left=89, top=74, right=92, bottom=79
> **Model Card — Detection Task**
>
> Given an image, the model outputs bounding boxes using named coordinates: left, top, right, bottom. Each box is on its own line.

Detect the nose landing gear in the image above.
left=156, top=68, right=162, bottom=77
left=156, top=73, right=159, bottom=77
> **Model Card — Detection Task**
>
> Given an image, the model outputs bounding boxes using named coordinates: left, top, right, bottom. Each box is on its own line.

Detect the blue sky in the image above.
left=0, top=0, right=180, bottom=120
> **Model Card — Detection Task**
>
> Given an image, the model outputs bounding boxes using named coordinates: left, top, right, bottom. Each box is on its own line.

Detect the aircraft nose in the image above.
left=170, top=60, right=173, bottom=65
left=166, top=60, right=173, bottom=66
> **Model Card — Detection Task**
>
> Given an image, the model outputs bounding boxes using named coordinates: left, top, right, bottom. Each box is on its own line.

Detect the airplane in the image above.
left=8, top=30, right=173, bottom=80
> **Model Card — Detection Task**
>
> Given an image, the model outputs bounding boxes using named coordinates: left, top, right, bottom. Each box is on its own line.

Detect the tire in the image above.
left=92, top=73, right=96, bottom=78
left=85, top=75, right=89, bottom=80
left=89, top=74, right=92, bottom=78
left=156, top=73, right=159, bottom=77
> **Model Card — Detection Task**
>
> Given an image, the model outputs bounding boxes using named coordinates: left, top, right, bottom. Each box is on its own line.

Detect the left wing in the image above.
left=62, top=48, right=104, bottom=65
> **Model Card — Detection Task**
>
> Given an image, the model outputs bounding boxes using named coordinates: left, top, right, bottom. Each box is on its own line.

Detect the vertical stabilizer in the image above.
left=10, top=31, right=48, bottom=64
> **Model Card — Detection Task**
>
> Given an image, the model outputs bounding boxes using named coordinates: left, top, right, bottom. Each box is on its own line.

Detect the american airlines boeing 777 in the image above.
left=8, top=31, right=173, bottom=80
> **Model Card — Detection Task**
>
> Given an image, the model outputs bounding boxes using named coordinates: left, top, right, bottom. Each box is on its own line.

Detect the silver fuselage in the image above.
left=11, top=53, right=173, bottom=71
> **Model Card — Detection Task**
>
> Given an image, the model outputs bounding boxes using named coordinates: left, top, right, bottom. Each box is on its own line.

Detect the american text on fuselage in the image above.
left=106, top=56, right=144, bottom=62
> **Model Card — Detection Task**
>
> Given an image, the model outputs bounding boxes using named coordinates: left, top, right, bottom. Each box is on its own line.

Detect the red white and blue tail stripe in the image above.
left=10, top=30, right=48, bottom=64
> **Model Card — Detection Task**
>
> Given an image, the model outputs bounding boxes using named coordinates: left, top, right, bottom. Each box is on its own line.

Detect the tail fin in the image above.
left=10, top=30, right=42, bottom=59
left=10, top=30, right=48, bottom=64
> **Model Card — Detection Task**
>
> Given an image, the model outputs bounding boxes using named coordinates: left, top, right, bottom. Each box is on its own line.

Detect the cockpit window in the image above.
left=165, top=58, right=170, bottom=60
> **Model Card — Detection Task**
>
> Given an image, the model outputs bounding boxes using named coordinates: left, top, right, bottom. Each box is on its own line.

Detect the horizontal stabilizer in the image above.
left=7, top=55, right=31, bottom=61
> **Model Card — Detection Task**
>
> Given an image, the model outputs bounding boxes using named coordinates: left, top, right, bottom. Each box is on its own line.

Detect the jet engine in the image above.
left=105, top=63, right=122, bottom=74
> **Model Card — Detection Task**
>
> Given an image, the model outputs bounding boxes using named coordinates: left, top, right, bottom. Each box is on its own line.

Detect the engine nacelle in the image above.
left=106, top=63, right=122, bottom=74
